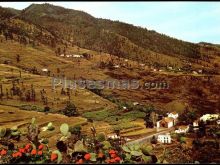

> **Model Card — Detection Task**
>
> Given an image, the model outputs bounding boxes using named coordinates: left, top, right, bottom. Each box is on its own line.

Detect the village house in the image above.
left=122, top=106, right=127, bottom=110
left=175, top=125, right=189, bottom=134
left=41, top=68, right=48, bottom=72
left=167, top=111, right=179, bottom=120
left=157, top=133, right=172, bottom=144
left=167, top=111, right=179, bottom=124
left=72, top=54, right=83, bottom=58
left=113, top=65, right=120, bottom=68
left=133, top=102, right=139, bottom=106
left=107, top=134, right=119, bottom=139
left=193, top=119, right=199, bottom=130
left=66, top=54, right=73, bottom=58
left=198, top=69, right=203, bottom=74
left=200, top=114, right=219, bottom=123
left=192, top=71, right=198, bottom=75
left=168, top=66, right=173, bottom=70
left=157, top=117, right=174, bottom=128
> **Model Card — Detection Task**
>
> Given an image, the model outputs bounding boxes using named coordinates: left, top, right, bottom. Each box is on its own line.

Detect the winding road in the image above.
left=126, top=127, right=175, bottom=145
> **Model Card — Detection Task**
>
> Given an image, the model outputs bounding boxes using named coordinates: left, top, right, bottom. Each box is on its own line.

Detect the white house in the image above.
left=167, top=111, right=179, bottom=120
left=107, top=134, right=119, bottom=139
left=113, top=65, right=120, bottom=68
left=168, top=66, right=173, bottom=70
left=73, top=54, right=83, bottom=58
left=192, top=71, right=198, bottom=75
left=193, top=120, right=199, bottom=130
left=198, top=69, right=203, bottom=74
left=175, top=125, right=189, bottom=134
left=157, top=117, right=174, bottom=128
left=66, top=55, right=73, bottom=58
left=122, top=106, right=127, bottom=110
left=133, top=102, right=139, bottom=106
left=157, top=133, right=171, bottom=144
left=41, top=68, right=48, bottom=72
left=217, top=120, right=220, bottom=125
left=60, top=54, right=65, bottom=57
left=200, top=114, right=219, bottom=122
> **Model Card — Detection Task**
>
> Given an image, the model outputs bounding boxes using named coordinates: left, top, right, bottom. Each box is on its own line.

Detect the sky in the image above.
left=0, top=2, right=220, bottom=44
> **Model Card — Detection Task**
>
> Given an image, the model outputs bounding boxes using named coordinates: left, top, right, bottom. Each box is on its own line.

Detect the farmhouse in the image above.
left=193, top=120, right=199, bottom=130
left=72, top=54, right=83, bottom=58
left=175, top=125, right=189, bottom=134
left=157, top=133, right=172, bottom=143
left=66, top=55, right=72, bottom=58
left=133, top=102, right=139, bottom=106
left=192, top=71, right=198, bottom=75
left=41, top=68, right=48, bottom=72
left=157, top=117, right=174, bottom=128
left=167, top=111, right=179, bottom=120
left=198, top=69, right=203, bottom=74
left=167, top=111, right=178, bottom=124
left=113, top=65, right=120, bottom=68
left=168, top=66, right=173, bottom=70
left=200, top=114, right=219, bottom=122
left=107, top=134, right=119, bottom=139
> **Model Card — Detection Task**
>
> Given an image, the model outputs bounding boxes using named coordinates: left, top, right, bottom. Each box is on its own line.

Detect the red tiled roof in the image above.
left=163, top=117, right=174, bottom=123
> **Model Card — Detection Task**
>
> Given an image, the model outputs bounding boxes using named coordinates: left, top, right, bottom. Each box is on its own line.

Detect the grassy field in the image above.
left=0, top=36, right=220, bottom=142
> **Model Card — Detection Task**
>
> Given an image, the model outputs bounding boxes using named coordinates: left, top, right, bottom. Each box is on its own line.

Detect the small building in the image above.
left=133, top=102, right=139, bottom=106
left=200, top=114, right=219, bottom=122
left=198, top=69, right=203, bottom=74
left=107, top=134, right=119, bottom=139
left=175, top=125, right=189, bottom=134
left=66, top=55, right=72, bottom=58
left=122, top=106, right=127, bottom=110
left=216, top=120, right=220, bottom=125
left=192, top=71, right=198, bottom=75
left=60, top=54, right=65, bottom=57
left=73, top=54, right=83, bottom=58
left=168, top=66, right=173, bottom=70
left=193, top=120, right=199, bottom=130
left=41, top=68, right=48, bottom=72
left=113, top=65, right=120, bottom=68
left=167, top=111, right=179, bottom=120
left=157, top=117, right=174, bottom=128
left=157, top=133, right=171, bottom=144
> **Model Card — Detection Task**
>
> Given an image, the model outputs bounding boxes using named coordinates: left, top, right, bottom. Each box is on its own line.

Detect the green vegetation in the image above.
left=82, top=109, right=145, bottom=124
left=19, top=104, right=44, bottom=112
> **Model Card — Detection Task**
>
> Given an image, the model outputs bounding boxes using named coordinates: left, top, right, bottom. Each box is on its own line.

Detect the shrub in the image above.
left=61, top=101, right=78, bottom=117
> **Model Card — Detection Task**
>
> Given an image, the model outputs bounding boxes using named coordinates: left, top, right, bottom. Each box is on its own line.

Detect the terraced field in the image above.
left=0, top=105, right=87, bottom=147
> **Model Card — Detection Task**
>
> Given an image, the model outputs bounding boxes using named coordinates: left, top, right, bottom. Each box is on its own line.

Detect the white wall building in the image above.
left=200, top=114, right=219, bottom=122
left=167, top=112, right=179, bottom=120
left=175, top=125, right=189, bottom=134
left=41, top=68, right=48, bottom=72
left=157, top=117, right=174, bottom=128
left=157, top=133, right=171, bottom=144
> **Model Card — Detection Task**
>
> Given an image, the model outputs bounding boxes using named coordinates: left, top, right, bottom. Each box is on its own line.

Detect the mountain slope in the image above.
left=17, top=3, right=201, bottom=61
